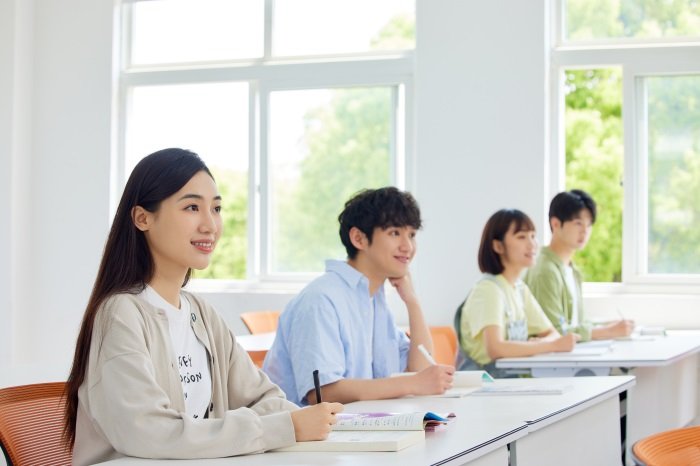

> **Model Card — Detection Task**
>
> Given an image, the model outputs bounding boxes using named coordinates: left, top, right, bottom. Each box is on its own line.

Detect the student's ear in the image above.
left=132, top=206, right=152, bottom=232
left=550, top=217, right=562, bottom=232
left=492, top=239, right=504, bottom=255
left=349, top=226, right=368, bottom=251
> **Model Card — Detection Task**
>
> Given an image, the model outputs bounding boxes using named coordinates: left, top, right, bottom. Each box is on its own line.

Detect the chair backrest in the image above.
left=632, top=425, right=700, bottom=466
left=240, top=311, right=281, bottom=334
left=246, top=350, right=269, bottom=369
left=429, top=326, right=459, bottom=366
left=0, top=382, right=71, bottom=466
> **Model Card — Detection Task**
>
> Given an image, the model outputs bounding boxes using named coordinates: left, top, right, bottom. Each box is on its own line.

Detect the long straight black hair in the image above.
left=63, top=148, right=213, bottom=448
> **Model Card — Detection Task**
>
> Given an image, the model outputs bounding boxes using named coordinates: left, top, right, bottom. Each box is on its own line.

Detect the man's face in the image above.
left=554, top=208, right=594, bottom=252
left=362, top=226, right=417, bottom=279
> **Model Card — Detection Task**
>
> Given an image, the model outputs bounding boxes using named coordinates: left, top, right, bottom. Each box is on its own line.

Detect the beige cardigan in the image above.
left=73, top=292, right=297, bottom=466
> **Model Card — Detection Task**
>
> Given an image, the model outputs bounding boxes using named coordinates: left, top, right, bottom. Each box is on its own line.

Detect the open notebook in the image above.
left=273, top=412, right=453, bottom=452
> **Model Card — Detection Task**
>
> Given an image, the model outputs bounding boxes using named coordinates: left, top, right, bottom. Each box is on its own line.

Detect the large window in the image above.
left=119, top=0, right=415, bottom=282
left=555, top=0, right=700, bottom=286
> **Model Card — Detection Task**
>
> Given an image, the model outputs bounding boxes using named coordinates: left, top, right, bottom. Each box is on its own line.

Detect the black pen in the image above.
left=313, top=369, right=322, bottom=404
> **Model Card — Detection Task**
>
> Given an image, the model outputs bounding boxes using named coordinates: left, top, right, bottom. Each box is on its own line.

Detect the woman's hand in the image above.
left=290, top=402, right=344, bottom=441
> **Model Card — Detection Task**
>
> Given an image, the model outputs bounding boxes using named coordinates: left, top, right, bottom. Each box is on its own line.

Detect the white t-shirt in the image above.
left=139, top=286, right=212, bottom=419
left=562, top=265, right=579, bottom=327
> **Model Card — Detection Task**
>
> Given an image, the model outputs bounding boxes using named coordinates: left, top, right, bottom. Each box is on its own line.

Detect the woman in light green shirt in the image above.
left=455, top=209, right=580, bottom=376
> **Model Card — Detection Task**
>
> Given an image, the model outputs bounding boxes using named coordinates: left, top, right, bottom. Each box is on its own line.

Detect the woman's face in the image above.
left=141, top=170, right=223, bottom=277
left=496, top=222, right=538, bottom=272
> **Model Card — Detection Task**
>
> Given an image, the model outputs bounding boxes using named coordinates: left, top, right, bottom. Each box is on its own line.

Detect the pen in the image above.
left=559, top=316, right=567, bottom=335
left=617, top=308, right=626, bottom=321
left=313, top=369, right=322, bottom=404
left=418, top=343, right=437, bottom=365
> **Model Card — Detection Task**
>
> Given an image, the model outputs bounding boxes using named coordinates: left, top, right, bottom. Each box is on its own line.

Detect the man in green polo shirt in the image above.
left=524, top=190, right=634, bottom=341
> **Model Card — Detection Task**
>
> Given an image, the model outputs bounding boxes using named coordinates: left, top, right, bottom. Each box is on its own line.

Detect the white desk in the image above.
left=496, top=334, right=700, bottom=463
left=234, top=332, right=276, bottom=352
left=95, top=376, right=633, bottom=466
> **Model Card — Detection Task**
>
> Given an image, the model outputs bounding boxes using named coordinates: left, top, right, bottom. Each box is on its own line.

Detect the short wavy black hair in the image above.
left=338, top=187, right=422, bottom=259
left=549, top=189, right=597, bottom=230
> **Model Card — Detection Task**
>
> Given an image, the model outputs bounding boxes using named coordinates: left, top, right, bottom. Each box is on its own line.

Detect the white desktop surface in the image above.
left=496, top=334, right=700, bottom=464
left=95, top=376, right=633, bottom=466
left=496, top=334, right=700, bottom=369
left=234, top=332, right=276, bottom=352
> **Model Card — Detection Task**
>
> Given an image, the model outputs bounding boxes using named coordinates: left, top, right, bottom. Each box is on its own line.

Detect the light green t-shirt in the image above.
left=459, top=274, right=553, bottom=366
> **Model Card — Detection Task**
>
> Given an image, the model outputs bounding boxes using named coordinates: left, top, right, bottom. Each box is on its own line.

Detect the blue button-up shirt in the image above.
left=263, top=260, right=410, bottom=405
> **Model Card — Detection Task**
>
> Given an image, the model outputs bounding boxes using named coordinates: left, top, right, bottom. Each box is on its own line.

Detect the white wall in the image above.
left=0, top=0, right=19, bottom=364
left=3, top=0, right=700, bottom=373
left=413, top=0, right=549, bottom=324
left=1, top=0, right=114, bottom=370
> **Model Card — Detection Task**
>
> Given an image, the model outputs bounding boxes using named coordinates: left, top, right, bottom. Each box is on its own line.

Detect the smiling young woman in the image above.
left=63, top=148, right=342, bottom=466
left=454, top=209, right=580, bottom=378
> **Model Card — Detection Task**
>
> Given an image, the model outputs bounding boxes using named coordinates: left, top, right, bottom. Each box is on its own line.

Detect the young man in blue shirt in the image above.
left=263, top=187, right=455, bottom=406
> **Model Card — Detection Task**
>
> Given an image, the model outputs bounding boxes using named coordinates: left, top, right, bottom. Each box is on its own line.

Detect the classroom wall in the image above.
left=2, top=0, right=700, bottom=372
left=0, top=0, right=18, bottom=364
left=1, top=0, right=114, bottom=368
left=413, top=0, right=549, bottom=322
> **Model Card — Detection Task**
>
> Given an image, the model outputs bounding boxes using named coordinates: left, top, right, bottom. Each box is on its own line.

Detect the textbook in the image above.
left=273, top=430, right=425, bottom=452
left=471, top=384, right=573, bottom=396
left=273, top=412, right=451, bottom=452
left=333, top=411, right=454, bottom=432
left=391, top=370, right=495, bottom=398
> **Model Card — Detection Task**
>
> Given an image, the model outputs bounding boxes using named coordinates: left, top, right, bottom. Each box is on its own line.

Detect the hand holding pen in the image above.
left=289, top=369, right=344, bottom=442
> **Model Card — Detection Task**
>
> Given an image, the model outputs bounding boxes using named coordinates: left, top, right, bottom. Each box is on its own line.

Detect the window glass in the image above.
left=564, top=0, right=700, bottom=42
left=564, top=68, right=623, bottom=282
left=269, top=87, right=394, bottom=273
left=647, top=75, right=700, bottom=273
left=131, top=0, right=263, bottom=65
left=273, top=0, right=414, bottom=56
left=127, top=82, right=249, bottom=279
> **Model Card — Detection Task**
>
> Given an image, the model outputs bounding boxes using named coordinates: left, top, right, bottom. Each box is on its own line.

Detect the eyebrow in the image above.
left=177, top=193, right=222, bottom=202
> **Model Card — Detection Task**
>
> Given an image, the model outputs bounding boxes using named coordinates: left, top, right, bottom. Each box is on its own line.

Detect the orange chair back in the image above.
left=0, top=382, right=71, bottom=465
left=429, top=326, right=458, bottom=366
left=247, top=350, right=269, bottom=369
left=240, top=311, right=280, bottom=334
left=632, top=426, right=700, bottom=465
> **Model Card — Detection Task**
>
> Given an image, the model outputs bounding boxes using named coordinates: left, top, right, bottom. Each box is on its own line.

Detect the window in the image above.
left=563, top=68, right=623, bottom=282
left=644, top=75, right=700, bottom=275
left=554, top=0, right=700, bottom=286
left=119, top=0, right=415, bottom=282
left=564, top=0, right=700, bottom=42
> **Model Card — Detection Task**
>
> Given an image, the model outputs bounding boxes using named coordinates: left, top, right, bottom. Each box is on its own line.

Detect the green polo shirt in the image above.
left=524, top=246, right=594, bottom=341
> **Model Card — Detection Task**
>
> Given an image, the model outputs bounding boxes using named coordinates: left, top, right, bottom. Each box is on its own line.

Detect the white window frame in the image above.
left=550, top=0, right=700, bottom=294
left=115, top=0, right=415, bottom=289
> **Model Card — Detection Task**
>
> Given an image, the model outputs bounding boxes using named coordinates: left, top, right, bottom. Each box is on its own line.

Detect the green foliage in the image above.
left=647, top=76, right=700, bottom=273
left=566, top=0, right=700, bottom=40
left=274, top=88, right=392, bottom=272
left=370, top=13, right=415, bottom=50
left=196, top=168, right=247, bottom=279
left=565, top=69, right=623, bottom=282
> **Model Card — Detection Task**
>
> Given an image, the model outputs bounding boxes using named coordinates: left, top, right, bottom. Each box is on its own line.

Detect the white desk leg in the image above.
left=626, top=354, right=699, bottom=464
left=512, top=395, right=621, bottom=466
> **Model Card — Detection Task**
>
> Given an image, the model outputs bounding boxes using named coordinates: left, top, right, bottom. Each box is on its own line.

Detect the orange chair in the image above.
left=0, top=382, right=71, bottom=466
left=247, top=350, right=269, bottom=369
left=240, top=311, right=281, bottom=334
left=405, top=326, right=459, bottom=366
left=429, top=326, right=459, bottom=366
left=632, top=426, right=700, bottom=465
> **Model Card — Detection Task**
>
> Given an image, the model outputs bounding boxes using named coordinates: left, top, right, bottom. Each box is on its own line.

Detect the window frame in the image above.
left=115, top=0, right=416, bottom=288
left=551, top=0, right=700, bottom=293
